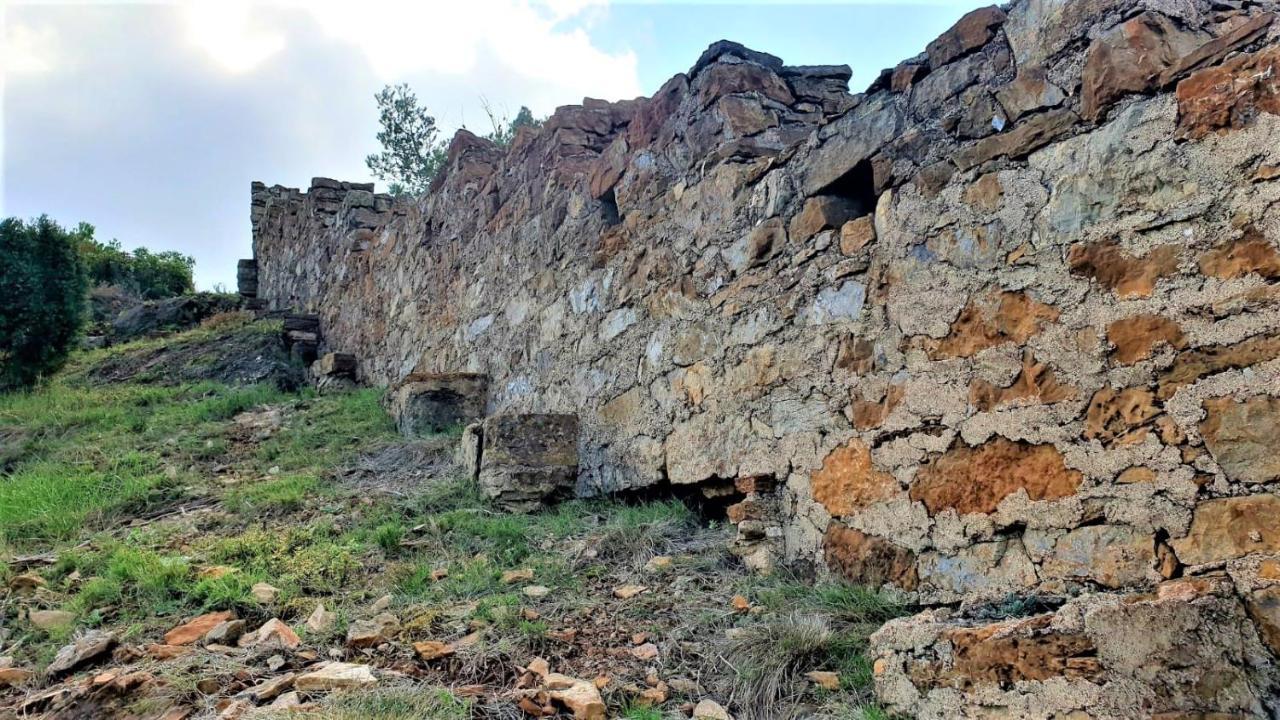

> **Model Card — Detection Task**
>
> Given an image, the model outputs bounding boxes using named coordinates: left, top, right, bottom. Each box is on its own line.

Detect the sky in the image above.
left=2, top=0, right=988, bottom=290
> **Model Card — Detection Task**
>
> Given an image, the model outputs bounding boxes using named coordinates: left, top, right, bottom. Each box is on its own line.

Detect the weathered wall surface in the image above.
left=252, top=0, right=1280, bottom=715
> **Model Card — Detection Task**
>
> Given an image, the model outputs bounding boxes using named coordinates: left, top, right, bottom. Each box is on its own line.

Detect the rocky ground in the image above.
left=0, top=313, right=901, bottom=720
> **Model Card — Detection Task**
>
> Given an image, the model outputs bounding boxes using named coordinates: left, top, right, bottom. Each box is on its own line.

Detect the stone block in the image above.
left=389, top=374, right=488, bottom=437
left=313, top=352, right=356, bottom=378
left=236, top=259, right=258, bottom=298
left=478, top=413, right=578, bottom=512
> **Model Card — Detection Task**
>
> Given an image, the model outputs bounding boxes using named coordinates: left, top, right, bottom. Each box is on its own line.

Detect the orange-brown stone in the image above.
left=918, top=615, right=1101, bottom=690
left=835, top=336, right=875, bottom=374
left=1068, top=241, right=1179, bottom=298
left=1083, top=387, right=1162, bottom=445
left=851, top=384, right=905, bottom=430
left=1080, top=12, right=1204, bottom=122
left=811, top=439, right=898, bottom=516
left=1200, top=396, right=1280, bottom=484
left=1198, top=235, right=1280, bottom=280
left=1176, top=46, right=1280, bottom=140
left=970, top=353, right=1075, bottom=412
left=933, top=291, right=1059, bottom=359
left=1107, top=315, right=1186, bottom=364
left=164, top=611, right=234, bottom=646
left=1170, top=494, right=1280, bottom=566
left=1245, top=585, right=1280, bottom=655
left=963, top=173, right=1004, bottom=212
left=1156, top=335, right=1280, bottom=399
left=909, top=438, right=1082, bottom=516
left=823, top=522, right=918, bottom=591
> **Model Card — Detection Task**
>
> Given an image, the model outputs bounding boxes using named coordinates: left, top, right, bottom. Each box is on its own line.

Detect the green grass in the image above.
left=263, top=685, right=470, bottom=720
left=0, top=380, right=289, bottom=544
left=621, top=705, right=665, bottom=720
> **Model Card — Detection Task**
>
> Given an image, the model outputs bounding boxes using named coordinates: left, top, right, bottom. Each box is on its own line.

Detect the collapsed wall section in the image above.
left=251, top=1, right=1280, bottom=715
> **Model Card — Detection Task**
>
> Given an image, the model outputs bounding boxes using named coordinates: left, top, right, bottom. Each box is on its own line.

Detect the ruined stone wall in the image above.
left=252, top=1, right=1280, bottom=715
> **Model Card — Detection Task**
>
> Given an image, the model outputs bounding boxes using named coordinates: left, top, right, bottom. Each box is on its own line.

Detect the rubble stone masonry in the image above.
left=251, top=0, right=1280, bottom=715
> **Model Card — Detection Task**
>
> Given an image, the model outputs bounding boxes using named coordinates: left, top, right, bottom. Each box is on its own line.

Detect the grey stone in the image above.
left=478, top=414, right=578, bottom=512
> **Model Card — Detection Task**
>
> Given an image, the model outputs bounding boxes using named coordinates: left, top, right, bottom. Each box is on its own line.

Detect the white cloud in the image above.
left=181, top=0, right=285, bottom=73
left=292, top=0, right=639, bottom=99
left=3, top=18, right=61, bottom=77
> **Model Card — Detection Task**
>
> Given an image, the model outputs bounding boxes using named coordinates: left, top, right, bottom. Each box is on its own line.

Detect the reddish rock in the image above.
left=953, top=109, right=1079, bottom=170
left=1156, top=334, right=1280, bottom=399
left=1170, top=494, right=1280, bottom=565
left=1158, top=12, right=1275, bottom=86
left=850, top=384, right=904, bottom=430
left=891, top=64, right=927, bottom=93
left=910, top=438, right=1082, bottom=516
left=1068, top=241, right=1179, bottom=298
left=1245, top=585, right=1280, bottom=654
left=835, top=336, right=876, bottom=374
left=995, top=67, right=1066, bottom=121
left=1200, top=396, right=1280, bottom=484
left=811, top=439, right=898, bottom=516
left=696, top=62, right=793, bottom=108
left=915, top=615, right=1101, bottom=690
left=969, top=353, right=1075, bottom=412
left=823, top=522, right=918, bottom=591
left=1080, top=12, right=1205, bottom=121
left=1198, top=235, right=1280, bottom=280
left=1082, top=387, right=1161, bottom=444
left=932, top=291, right=1058, bottom=359
left=839, top=215, right=876, bottom=255
left=963, top=173, right=1004, bottom=212
left=164, top=612, right=234, bottom=646
left=588, top=135, right=628, bottom=200
left=718, top=95, right=779, bottom=137
left=1177, top=46, right=1280, bottom=139
left=1106, top=315, right=1186, bottom=364
left=789, top=196, right=860, bottom=243
left=926, top=6, right=1007, bottom=69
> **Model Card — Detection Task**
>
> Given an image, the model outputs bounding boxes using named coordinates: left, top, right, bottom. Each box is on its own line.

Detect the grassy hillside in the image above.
left=0, top=314, right=899, bottom=719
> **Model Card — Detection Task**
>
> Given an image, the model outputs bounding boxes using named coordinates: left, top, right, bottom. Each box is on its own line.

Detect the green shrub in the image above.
left=0, top=216, right=90, bottom=388
left=77, top=225, right=194, bottom=300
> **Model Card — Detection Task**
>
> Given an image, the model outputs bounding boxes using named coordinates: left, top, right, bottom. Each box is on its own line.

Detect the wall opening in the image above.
left=599, top=188, right=621, bottom=227
left=819, top=158, right=878, bottom=217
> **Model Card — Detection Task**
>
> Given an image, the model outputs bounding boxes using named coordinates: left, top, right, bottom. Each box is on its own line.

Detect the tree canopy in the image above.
left=0, top=216, right=90, bottom=388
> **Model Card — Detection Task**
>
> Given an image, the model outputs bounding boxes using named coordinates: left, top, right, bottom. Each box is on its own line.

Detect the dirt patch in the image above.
left=337, top=439, right=459, bottom=497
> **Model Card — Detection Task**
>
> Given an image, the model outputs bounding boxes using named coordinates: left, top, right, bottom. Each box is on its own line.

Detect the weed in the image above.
left=620, top=704, right=664, bottom=720
left=373, top=521, right=406, bottom=553
left=720, top=613, right=837, bottom=719
left=262, top=684, right=470, bottom=719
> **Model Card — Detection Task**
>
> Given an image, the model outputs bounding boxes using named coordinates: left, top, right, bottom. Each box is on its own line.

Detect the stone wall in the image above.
left=251, top=0, right=1280, bottom=714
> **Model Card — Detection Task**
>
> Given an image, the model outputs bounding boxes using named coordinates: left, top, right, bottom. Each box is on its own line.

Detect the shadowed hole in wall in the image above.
left=599, top=187, right=621, bottom=227
left=819, top=158, right=878, bottom=217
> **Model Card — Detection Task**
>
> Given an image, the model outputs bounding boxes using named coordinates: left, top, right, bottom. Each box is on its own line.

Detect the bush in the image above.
left=77, top=225, right=194, bottom=300
left=0, top=216, right=90, bottom=389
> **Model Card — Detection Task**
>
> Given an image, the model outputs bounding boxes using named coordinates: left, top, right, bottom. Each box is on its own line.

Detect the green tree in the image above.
left=482, top=101, right=542, bottom=147
left=365, top=84, right=448, bottom=196
left=129, top=247, right=195, bottom=299
left=75, top=223, right=195, bottom=300
left=0, top=216, right=90, bottom=389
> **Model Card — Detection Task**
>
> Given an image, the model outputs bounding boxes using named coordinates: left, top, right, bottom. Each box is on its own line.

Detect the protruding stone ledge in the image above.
left=387, top=373, right=489, bottom=437
left=281, top=314, right=320, bottom=365
left=311, top=352, right=356, bottom=393
left=478, top=413, right=578, bottom=513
